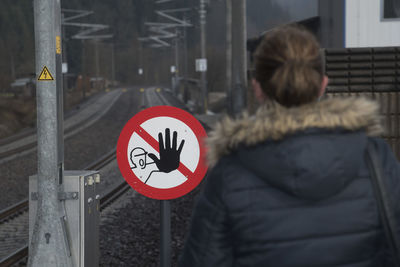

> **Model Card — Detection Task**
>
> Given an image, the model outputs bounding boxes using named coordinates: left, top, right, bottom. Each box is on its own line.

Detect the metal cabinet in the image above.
left=29, top=170, right=100, bottom=267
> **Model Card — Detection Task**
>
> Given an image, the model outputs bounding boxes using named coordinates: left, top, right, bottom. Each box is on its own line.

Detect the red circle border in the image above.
left=116, top=105, right=208, bottom=200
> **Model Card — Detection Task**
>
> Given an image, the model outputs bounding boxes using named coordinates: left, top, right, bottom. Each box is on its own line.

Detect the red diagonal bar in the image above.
left=135, top=125, right=194, bottom=179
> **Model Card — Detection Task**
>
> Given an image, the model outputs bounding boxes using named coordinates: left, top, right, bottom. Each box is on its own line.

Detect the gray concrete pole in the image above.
left=62, top=13, right=68, bottom=110
left=174, top=29, right=180, bottom=96
left=200, top=0, right=208, bottom=113
left=10, top=53, right=16, bottom=81
left=226, top=0, right=233, bottom=114
left=231, top=0, right=247, bottom=115
left=183, top=16, right=189, bottom=103
left=29, top=0, right=72, bottom=265
left=111, top=43, right=115, bottom=87
left=55, top=0, right=64, bottom=177
left=139, top=43, right=144, bottom=85
left=95, top=40, right=100, bottom=90
left=171, top=45, right=175, bottom=94
left=81, top=39, right=87, bottom=100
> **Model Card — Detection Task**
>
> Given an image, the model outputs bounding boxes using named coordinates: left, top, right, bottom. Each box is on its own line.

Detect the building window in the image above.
left=383, top=0, right=400, bottom=19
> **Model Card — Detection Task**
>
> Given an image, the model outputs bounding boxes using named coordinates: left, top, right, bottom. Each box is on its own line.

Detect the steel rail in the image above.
left=0, top=91, right=108, bottom=149
left=0, top=150, right=117, bottom=224
left=0, top=109, right=105, bottom=161
left=0, top=247, right=27, bottom=267
left=0, top=88, right=173, bottom=266
left=0, top=199, right=28, bottom=224
left=0, top=150, right=120, bottom=266
left=0, top=129, right=35, bottom=147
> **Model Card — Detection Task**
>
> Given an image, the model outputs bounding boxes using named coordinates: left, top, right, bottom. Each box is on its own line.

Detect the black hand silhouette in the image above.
left=148, top=128, right=185, bottom=173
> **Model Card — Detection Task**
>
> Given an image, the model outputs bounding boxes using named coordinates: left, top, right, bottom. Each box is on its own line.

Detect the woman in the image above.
left=179, top=25, right=400, bottom=266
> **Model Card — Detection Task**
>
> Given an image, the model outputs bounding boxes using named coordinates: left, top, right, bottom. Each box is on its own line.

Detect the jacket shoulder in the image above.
left=367, top=137, right=400, bottom=197
left=368, top=137, right=400, bottom=171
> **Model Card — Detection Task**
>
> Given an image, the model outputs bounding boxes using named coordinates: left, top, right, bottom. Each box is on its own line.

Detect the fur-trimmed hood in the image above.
left=207, top=97, right=383, bottom=167
left=207, top=97, right=384, bottom=200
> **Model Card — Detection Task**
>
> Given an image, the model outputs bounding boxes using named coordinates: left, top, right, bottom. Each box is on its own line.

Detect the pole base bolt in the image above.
left=45, top=233, right=51, bottom=244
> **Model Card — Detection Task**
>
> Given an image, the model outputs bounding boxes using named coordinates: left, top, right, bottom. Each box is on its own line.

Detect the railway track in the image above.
left=0, top=149, right=131, bottom=266
left=0, top=88, right=191, bottom=266
left=0, top=91, right=107, bottom=149
left=0, top=90, right=122, bottom=162
left=0, top=112, right=99, bottom=161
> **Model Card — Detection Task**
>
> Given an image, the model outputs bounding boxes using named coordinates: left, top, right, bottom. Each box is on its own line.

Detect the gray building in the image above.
left=247, top=0, right=400, bottom=49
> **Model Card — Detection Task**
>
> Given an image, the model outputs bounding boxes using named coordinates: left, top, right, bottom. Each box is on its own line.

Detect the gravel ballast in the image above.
left=0, top=88, right=140, bottom=210
left=5, top=87, right=208, bottom=267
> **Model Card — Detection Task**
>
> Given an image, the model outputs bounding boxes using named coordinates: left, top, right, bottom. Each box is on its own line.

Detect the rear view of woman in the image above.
left=179, top=25, right=400, bottom=266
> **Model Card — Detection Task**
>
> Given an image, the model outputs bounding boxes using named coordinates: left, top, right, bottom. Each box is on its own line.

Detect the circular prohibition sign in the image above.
left=117, top=105, right=208, bottom=200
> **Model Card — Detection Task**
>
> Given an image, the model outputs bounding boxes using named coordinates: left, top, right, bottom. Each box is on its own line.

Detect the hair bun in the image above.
left=284, top=59, right=307, bottom=68
left=253, top=25, right=323, bottom=107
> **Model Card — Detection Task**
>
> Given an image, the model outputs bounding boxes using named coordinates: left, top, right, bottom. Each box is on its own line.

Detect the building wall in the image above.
left=246, top=0, right=318, bottom=38
left=345, top=0, right=400, bottom=47
left=318, top=0, right=345, bottom=48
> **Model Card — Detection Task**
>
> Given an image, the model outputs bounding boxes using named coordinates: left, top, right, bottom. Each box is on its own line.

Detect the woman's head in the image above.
left=253, top=25, right=327, bottom=107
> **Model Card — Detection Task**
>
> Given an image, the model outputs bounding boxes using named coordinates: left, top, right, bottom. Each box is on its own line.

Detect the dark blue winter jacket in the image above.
left=179, top=97, right=400, bottom=267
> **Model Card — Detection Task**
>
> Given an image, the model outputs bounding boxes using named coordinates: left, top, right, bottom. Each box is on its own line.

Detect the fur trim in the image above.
left=207, top=97, right=384, bottom=166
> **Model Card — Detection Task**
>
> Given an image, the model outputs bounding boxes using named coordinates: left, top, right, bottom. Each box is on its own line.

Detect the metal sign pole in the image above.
left=199, top=0, right=208, bottom=113
left=111, top=43, right=116, bottom=87
left=174, top=29, right=180, bottom=96
left=55, top=0, right=64, bottom=183
left=29, top=0, right=72, bottom=266
left=95, top=39, right=100, bottom=90
left=231, top=0, right=247, bottom=115
left=62, top=13, right=68, bottom=110
left=183, top=15, right=189, bottom=103
left=160, top=200, right=171, bottom=267
left=226, top=0, right=233, bottom=114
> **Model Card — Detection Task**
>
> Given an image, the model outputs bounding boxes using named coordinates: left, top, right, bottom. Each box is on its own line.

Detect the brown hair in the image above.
left=253, top=25, right=323, bottom=107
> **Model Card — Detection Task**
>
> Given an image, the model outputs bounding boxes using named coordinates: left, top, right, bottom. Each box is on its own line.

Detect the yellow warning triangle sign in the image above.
left=38, top=66, right=54, bottom=81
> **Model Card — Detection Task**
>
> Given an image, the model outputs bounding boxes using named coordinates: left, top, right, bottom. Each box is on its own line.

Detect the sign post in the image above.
left=199, top=0, right=208, bottom=113
left=160, top=200, right=171, bottom=267
left=231, top=0, right=247, bottom=115
left=117, top=106, right=208, bottom=266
